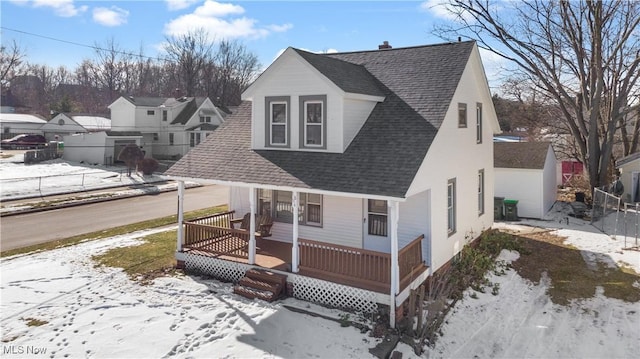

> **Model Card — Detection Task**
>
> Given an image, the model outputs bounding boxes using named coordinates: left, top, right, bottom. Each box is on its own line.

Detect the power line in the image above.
left=1, top=26, right=166, bottom=63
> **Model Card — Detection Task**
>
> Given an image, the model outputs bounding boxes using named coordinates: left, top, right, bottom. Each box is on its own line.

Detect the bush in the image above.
left=138, top=158, right=159, bottom=175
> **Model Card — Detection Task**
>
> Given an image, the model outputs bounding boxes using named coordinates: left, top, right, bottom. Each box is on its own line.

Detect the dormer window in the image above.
left=265, top=96, right=290, bottom=147
left=299, top=95, right=327, bottom=149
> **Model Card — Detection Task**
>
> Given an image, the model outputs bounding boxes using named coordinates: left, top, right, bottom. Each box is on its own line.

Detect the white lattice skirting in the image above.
left=183, top=253, right=381, bottom=314
left=290, top=275, right=379, bottom=314
left=184, top=253, right=250, bottom=283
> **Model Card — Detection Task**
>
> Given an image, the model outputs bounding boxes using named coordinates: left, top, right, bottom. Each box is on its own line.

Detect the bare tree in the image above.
left=118, top=143, right=145, bottom=176
left=163, top=29, right=214, bottom=96
left=434, top=0, right=640, bottom=189
left=92, top=38, right=134, bottom=102
left=0, top=40, right=25, bottom=87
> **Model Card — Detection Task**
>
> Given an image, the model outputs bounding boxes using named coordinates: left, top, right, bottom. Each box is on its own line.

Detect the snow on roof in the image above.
left=71, top=115, right=111, bottom=130
left=0, top=113, right=47, bottom=124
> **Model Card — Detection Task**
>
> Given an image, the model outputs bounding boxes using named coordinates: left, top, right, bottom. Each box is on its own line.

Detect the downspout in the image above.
left=249, top=186, right=256, bottom=265
left=176, top=180, right=184, bottom=252
left=389, top=200, right=400, bottom=328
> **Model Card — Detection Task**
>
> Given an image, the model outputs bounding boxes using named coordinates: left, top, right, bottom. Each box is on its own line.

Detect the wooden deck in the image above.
left=182, top=211, right=428, bottom=293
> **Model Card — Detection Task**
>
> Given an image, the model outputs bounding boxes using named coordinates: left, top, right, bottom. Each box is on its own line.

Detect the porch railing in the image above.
left=183, top=211, right=249, bottom=259
left=299, top=239, right=391, bottom=291
left=398, top=234, right=426, bottom=290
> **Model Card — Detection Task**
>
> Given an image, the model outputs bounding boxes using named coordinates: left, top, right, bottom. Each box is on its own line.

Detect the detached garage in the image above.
left=494, top=142, right=558, bottom=219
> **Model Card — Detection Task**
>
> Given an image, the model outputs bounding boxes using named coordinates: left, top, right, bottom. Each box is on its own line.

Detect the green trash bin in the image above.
left=494, top=197, right=505, bottom=220
left=504, top=199, right=519, bottom=221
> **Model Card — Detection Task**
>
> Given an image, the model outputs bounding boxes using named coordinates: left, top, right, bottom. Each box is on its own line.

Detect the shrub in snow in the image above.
left=138, top=158, right=159, bottom=176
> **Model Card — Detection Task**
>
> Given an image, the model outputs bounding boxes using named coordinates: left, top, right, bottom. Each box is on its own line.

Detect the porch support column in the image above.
left=389, top=200, right=400, bottom=328
left=291, top=191, right=300, bottom=273
left=248, top=186, right=256, bottom=265
left=176, top=180, right=185, bottom=252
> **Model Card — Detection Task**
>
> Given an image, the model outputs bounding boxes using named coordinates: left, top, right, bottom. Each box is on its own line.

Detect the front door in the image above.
left=363, top=199, right=390, bottom=253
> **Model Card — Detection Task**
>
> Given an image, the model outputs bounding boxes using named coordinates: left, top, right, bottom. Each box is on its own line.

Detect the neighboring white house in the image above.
left=616, top=152, right=640, bottom=203
left=40, top=113, right=111, bottom=141
left=0, top=113, right=47, bottom=139
left=165, top=41, right=500, bottom=326
left=108, top=96, right=226, bottom=159
left=62, top=131, right=142, bottom=165
left=494, top=142, right=558, bottom=219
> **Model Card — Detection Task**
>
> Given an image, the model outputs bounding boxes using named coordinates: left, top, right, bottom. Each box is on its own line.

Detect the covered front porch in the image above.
left=179, top=210, right=427, bottom=295
left=174, top=181, right=430, bottom=327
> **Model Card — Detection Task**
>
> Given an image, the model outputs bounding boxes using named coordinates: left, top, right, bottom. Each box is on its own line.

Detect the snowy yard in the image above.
left=1, top=154, right=639, bottom=358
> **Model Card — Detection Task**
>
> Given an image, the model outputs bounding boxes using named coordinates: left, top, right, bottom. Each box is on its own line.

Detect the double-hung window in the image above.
left=190, top=133, right=201, bottom=147
left=299, top=95, right=327, bottom=149
left=257, top=189, right=322, bottom=226
left=478, top=169, right=485, bottom=215
left=162, top=110, right=167, bottom=121
left=265, top=96, right=290, bottom=147
left=476, top=103, right=483, bottom=144
left=448, top=178, right=456, bottom=235
left=458, top=103, right=467, bottom=128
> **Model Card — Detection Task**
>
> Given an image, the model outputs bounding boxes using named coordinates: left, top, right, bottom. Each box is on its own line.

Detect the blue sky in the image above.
left=0, top=0, right=505, bottom=88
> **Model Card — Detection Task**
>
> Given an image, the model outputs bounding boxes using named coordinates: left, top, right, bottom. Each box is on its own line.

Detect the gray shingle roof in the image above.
left=123, top=96, right=167, bottom=107
left=293, top=49, right=385, bottom=97
left=494, top=142, right=552, bottom=169
left=616, top=151, right=640, bottom=167
left=172, top=97, right=206, bottom=125
left=166, top=41, right=475, bottom=198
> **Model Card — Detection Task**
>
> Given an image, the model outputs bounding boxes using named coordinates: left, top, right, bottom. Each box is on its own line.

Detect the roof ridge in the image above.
left=321, top=40, right=476, bottom=56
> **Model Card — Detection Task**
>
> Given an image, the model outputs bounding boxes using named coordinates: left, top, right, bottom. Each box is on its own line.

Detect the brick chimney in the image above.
left=378, top=41, right=392, bottom=50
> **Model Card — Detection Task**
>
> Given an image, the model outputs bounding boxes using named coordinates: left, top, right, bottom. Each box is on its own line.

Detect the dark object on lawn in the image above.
left=138, top=158, right=159, bottom=175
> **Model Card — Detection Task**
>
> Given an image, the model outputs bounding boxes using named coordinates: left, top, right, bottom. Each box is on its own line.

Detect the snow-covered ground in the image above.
left=0, top=152, right=165, bottom=201
left=1, top=153, right=639, bottom=358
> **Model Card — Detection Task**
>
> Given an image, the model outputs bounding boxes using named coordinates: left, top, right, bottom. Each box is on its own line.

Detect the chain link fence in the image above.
left=591, top=188, right=639, bottom=249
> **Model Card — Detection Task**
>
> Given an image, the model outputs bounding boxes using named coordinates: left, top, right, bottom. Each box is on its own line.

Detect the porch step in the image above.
left=237, top=276, right=281, bottom=294
left=233, top=269, right=288, bottom=302
left=233, top=285, right=278, bottom=302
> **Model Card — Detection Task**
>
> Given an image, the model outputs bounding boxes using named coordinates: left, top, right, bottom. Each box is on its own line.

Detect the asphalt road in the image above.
left=0, top=184, right=229, bottom=251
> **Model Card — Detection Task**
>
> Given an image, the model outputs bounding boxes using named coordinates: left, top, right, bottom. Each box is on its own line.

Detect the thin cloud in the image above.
left=420, top=0, right=472, bottom=22
left=93, top=6, right=129, bottom=27
left=166, top=0, right=200, bottom=11
left=19, top=0, right=88, bottom=17
left=164, top=0, right=291, bottom=41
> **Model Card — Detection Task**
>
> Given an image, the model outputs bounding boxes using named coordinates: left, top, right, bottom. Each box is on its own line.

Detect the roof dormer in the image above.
left=242, top=48, right=385, bottom=153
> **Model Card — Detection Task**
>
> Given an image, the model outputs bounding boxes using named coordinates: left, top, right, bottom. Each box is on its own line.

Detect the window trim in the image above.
left=447, top=178, right=457, bottom=236
left=265, top=96, right=290, bottom=148
left=169, top=133, right=174, bottom=146
left=458, top=103, right=467, bottom=128
left=162, top=110, right=167, bottom=121
left=147, top=110, right=155, bottom=116
left=367, top=199, right=388, bottom=237
left=478, top=169, right=485, bottom=216
left=476, top=102, right=483, bottom=144
left=299, top=95, right=327, bottom=149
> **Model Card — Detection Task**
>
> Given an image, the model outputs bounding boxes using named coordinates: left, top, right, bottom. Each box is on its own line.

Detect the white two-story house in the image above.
left=165, top=40, right=500, bottom=326
left=108, top=96, right=227, bottom=160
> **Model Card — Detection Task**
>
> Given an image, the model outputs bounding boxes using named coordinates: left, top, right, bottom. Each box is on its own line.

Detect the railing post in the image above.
left=248, top=186, right=256, bottom=264
left=177, top=180, right=184, bottom=251
left=292, top=191, right=300, bottom=273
